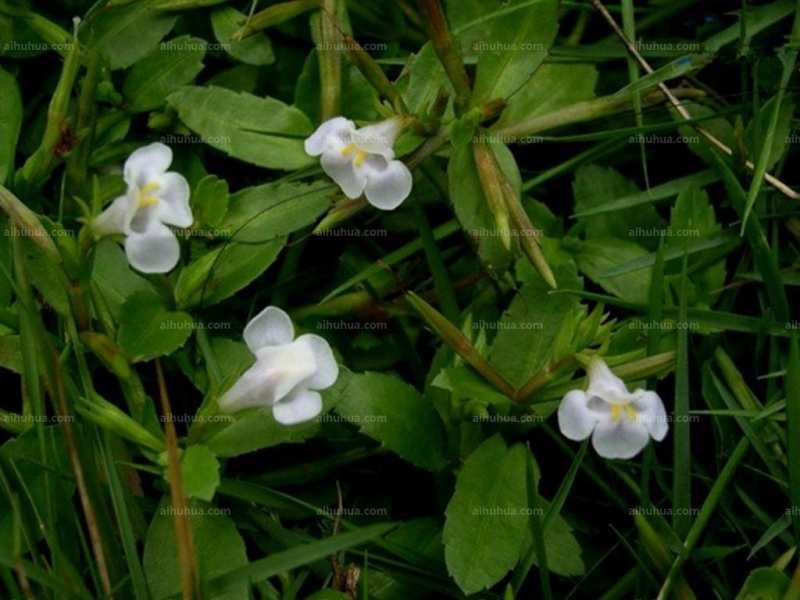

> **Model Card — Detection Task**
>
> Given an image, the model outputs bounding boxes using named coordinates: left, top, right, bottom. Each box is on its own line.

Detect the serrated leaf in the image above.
left=335, top=372, right=448, bottom=471
left=489, top=261, right=583, bottom=387
left=295, top=50, right=379, bottom=123
left=181, top=445, right=220, bottom=502
left=0, top=336, right=21, bottom=373
left=204, top=368, right=351, bottom=458
left=573, top=165, right=665, bottom=250
left=496, top=63, right=598, bottom=130
left=745, top=94, right=795, bottom=171
left=123, top=35, right=205, bottom=112
left=432, top=366, right=511, bottom=406
left=175, top=238, right=284, bottom=309
left=464, top=0, right=560, bottom=106
left=734, top=567, right=790, bottom=600
left=668, top=182, right=725, bottom=306
left=117, top=291, right=193, bottom=362
left=402, top=43, right=455, bottom=115
left=211, top=6, right=274, bottom=66
left=192, top=175, right=229, bottom=227
left=83, top=0, right=178, bottom=70
left=527, top=499, right=585, bottom=577
left=444, top=435, right=528, bottom=594
left=449, top=142, right=518, bottom=270
left=573, top=238, right=653, bottom=305
left=205, top=407, right=319, bottom=458
left=0, top=68, right=21, bottom=184
left=92, top=240, right=158, bottom=320
left=221, top=181, right=332, bottom=243
left=143, top=496, right=248, bottom=600
left=167, top=86, right=314, bottom=170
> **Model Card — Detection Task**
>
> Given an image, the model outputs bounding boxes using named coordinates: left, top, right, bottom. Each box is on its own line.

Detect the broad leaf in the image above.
left=0, top=67, right=21, bottom=184
left=123, top=35, right=205, bottom=112
left=143, top=496, right=249, bottom=600
left=84, top=0, right=177, bottom=70
left=118, top=291, right=194, bottom=362
left=175, top=238, right=284, bottom=309
left=335, top=372, right=448, bottom=471
left=221, top=181, right=332, bottom=243
left=443, top=435, right=528, bottom=594
left=211, top=7, right=274, bottom=66
left=167, top=86, right=314, bottom=170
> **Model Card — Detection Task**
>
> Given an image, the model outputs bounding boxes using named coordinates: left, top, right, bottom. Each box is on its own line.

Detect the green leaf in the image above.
left=174, top=238, right=284, bottom=309
left=432, top=366, right=511, bottom=406
left=496, top=63, right=598, bottom=130
left=295, top=50, right=380, bottom=123
left=191, top=175, right=229, bottom=227
left=204, top=368, right=353, bottom=457
left=84, top=0, right=178, bottom=70
left=464, top=0, right=560, bottom=106
left=305, top=591, right=353, bottom=600
left=211, top=6, right=274, bottom=66
left=443, top=435, right=528, bottom=594
left=204, top=522, right=397, bottom=598
left=678, top=103, right=735, bottom=165
left=573, top=238, right=652, bottom=305
left=0, top=335, right=21, bottom=373
left=91, top=240, right=158, bottom=321
left=448, top=142, right=517, bottom=270
left=180, top=445, right=220, bottom=502
left=745, top=93, right=795, bottom=172
left=221, top=181, right=332, bottom=243
left=572, top=164, right=664, bottom=250
left=335, top=372, right=448, bottom=471
left=20, top=235, right=69, bottom=316
left=122, top=35, right=205, bottom=112
left=402, top=43, right=455, bottom=114
left=167, top=86, right=314, bottom=170
left=0, top=68, right=22, bottom=185
left=205, top=406, right=319, bottom=458
left=489, top=261, right=583, bottom=387
left=734, top=567, right=790, bottom=600
left=668, top=182, right=725, bottom=305
left=117, top=290, right=194, bottom=362
left=143, top=496, right=249, bottom=600
left=529, top=502, right=584, bottom=577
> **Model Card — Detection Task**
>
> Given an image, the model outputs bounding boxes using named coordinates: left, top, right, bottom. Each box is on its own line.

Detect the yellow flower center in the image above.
left=341, top=143, right=369, bottom=167
left=138, top=181, right=161, bottom=208
left=611, top=403, right=638, bottom=421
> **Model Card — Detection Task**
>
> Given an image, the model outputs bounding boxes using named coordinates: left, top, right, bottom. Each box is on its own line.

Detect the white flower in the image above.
left=92, top=142, right=192, bottom=274
left=557, top=357, right=668, bottom=459
left=217, top=306, right=339, bottom=425
left=304, top=117, right=413, bottom=211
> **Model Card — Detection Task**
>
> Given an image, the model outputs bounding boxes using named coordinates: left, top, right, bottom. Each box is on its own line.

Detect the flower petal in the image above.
left=321, top=150, right=367, bottom=199
left=124, top=223, right=180, bottom=273
left=218, top=339, right=318, bottom=413
left=272, top=388, right=323, bottom=425
left=363, top=158, right=413, bottom=210
left=244, top=306, right=295, bottom=352
left=155, top=172, right=193, bottom=228
left=591, top=418, right=651, bottom=459
left=124, top=143, right=172, bottom=188
left=92, top=195, right=129, bottom=236
left=586, top=357, right=633, bottom=404
left=352, top=118, right=401, bottom=159
left=557, top=390, right=599, bottom=441
left=305, top=117, right=355, bottom=156
left=216, top=360, right=270, bottom=413
left=253, top=339, right=318, bottom=402
left=295, top=334, right=338, bottom=390
left=632, top=389, right=669, bottom=441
